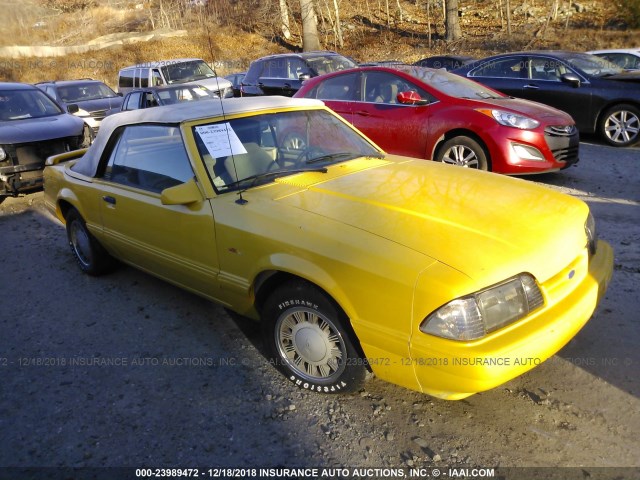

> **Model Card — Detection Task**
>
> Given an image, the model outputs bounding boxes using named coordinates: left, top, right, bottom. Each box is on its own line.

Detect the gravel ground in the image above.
left=0, top=139, right=638, bottom=480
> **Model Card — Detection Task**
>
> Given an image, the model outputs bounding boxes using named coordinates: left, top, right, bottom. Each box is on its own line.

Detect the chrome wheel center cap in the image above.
left=293, top=325, right=327, bottom=363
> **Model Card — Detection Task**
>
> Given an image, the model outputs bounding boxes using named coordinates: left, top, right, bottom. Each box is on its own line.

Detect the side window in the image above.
left=315, top=73, right=358, bottom=101
left=104, top=125, right=194, bottom=193
left=144, top=92, right=159, bottom=108
left=151, top=69, right=163, bottom=86
left=119, top=70, right=134, bottom=89
left=45, top=86, right=57, bottom=100
left=287, top=58, right=309, bottom=79
left=529, top=58, right=562, bottom=81
left=123, top=92, right=142, bottom=111
left=471, top=58, right=525, bottom=79
left=140, top=69, right=149, bottom=88
left=362, top=72, right=424, bottom=104
left=607, top=53, right=640, bottom=69
left=263, top=58, right=287, bottom=78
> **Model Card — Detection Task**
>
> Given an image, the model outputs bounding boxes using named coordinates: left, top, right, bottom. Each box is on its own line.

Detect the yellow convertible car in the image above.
left=44, top=97, right=613, bottom=400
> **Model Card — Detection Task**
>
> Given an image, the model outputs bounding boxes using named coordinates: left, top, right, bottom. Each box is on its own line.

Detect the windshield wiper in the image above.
left=234, top=167, right=328, bottom=193
left=305, top=152, right=358, bottom=164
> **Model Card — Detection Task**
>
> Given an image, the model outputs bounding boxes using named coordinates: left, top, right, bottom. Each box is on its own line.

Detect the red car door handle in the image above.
left=523, top=84, right=540, bottom=90
left=102, top=196, right=116, bottom=205
left=355, top=110, right=371, bottom=117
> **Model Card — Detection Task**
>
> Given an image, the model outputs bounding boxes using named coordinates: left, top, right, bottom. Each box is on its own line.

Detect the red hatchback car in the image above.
left=295, top=66, right=579, bottom=174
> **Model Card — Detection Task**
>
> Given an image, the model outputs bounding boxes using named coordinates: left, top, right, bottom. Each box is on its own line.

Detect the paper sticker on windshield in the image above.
left=195, top=123, right=247, bottom=158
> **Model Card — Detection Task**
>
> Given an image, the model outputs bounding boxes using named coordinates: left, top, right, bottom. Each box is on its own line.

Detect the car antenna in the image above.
left=206, top=27, right=247, bottom=205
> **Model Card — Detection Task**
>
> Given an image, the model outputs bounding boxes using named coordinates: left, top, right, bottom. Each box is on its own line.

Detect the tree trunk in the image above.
left=300, top=0, right=321, bottom=51
left=333, top=0, right=344, bottom=48
left=426, top=0, right=431, bottom=49
left=445, top=0, right=461, bottom=41
left=505, top=0, right=511, bottom=35
left=280, top=0, right=291, bottom=40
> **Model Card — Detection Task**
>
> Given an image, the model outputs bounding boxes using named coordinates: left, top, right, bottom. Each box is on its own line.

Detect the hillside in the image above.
left=1, top=0, right=639, bottom=87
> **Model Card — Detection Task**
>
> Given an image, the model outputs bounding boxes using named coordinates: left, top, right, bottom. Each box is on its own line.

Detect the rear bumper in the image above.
left=409, top=240, right=613, bottom=399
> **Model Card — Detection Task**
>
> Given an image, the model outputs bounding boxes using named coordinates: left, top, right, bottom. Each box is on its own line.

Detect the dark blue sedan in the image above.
left=0, top=82, right=86, bottom=200
left=453, top=51, right=640, bottom=147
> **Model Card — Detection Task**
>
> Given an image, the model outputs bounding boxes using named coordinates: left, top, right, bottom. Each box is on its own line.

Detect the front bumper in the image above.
left=0, top=137, right=83, bottom=196
left=483, top=123, right=579, bottom=174
left=0, top=163, right=44, bottom=195
left=409, top=240, right=614, bottom=400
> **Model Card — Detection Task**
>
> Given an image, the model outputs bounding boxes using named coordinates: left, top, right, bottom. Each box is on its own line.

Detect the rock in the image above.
left=413, top=437, right=429, bottom=449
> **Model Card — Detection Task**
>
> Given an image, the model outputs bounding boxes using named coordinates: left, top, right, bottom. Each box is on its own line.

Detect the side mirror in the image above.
left=67, top=104, right=79, bottom=114
left=560, top=73, right=581, bottom=88
left=397, top=91, right=429, bottom=105
left=117, top=92, right=123, bottom=97
left=161, top=178, right=203, bottom=206
left=299, top=73, right=311, bottom=81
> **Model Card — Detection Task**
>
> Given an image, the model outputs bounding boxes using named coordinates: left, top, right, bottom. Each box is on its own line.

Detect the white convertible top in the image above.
left=71, top=96, right=324, bottom=177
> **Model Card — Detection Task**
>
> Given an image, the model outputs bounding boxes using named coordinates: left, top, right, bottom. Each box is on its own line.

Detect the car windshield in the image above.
left=0, top=88, right=64, bottom=121
left=161, top=60, right=217, bottom=84
left=563, top=53, right=624, bottom=77
left=404, top=66, right=505, bottom=99
left=193, top=109, right=381, bottom=193
left=58, top=82, right=118, bottom=102
left=306, top=55, right=357, bottom=76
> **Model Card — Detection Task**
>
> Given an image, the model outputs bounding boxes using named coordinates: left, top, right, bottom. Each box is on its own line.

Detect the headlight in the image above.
left=0, top=147, right=6, bottom=162
left=420, top=274, right=544, bottom=341
left=477, top=109, right=540, bottom=130
left=585, top=212, right=598, bottom=256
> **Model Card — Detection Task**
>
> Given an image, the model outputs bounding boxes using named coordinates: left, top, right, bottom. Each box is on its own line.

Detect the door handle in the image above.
left=523, top=84, right=540, bottom=90
left=102, top=195, right=116, bottom=205
left=284, top=83, right=292, bottom=88
left=355, top=110, right=371, bottom=117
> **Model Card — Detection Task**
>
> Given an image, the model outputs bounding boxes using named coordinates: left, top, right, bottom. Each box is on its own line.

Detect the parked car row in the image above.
left=0, top=58, right=234, bottom=200
left=222, top=49, right=637, bottom=178
left=294, top=64, right=579, bottom=174
left=452, top=50, right=640, bottom=147
left=2, top=48, right=638, bottom=201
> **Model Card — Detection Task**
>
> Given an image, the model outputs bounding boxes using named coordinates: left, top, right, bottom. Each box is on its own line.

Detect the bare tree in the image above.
left=300, top=0, right=321, bottom=51
left=445, top=0, right=461, bottom=41
left=333, top=0, right=344, bottom=47
left=396, top=0, right=403, bottom=22
left=322, top=0, right=344, bottom=48
left=280, top=0, right=292, bottom=39
left=505, top=0, right=512, bottom=35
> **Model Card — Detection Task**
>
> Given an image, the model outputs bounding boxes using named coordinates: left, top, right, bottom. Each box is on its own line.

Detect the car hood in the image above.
left=69, top=97, right=123, bottom=112
left=188, top=77, right=233, bottom=92
left=0, top=114, right=84, bottom=143
left=467, top=96, right=574, bottom=123
left=598, top=71, right=640, bottom=82
left=272, top=158, right=588, bottom=285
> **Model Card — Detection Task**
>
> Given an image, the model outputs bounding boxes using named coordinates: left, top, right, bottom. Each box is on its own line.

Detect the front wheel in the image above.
left=65, top=208, right=115, bottom=275
left=436, top=136, right=489, bottom=170
left=262, top=281, right=367, bottom=394
left=599, top=104, right=640, bottom=147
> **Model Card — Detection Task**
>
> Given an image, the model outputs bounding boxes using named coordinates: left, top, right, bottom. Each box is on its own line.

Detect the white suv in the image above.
left=117, top=58, right=234, bottom=98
